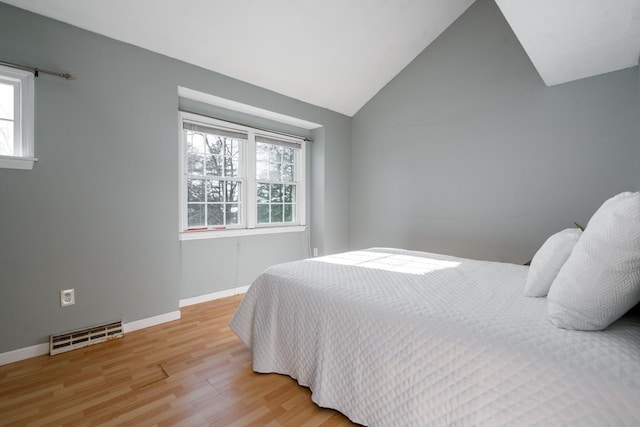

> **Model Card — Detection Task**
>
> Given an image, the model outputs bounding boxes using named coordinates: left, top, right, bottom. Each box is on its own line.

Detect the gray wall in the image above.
left=2, top=0, right=638, bottom=355
left=351, top=0, right=640, bottom=263
left=0, top=3, right=350, bottom=353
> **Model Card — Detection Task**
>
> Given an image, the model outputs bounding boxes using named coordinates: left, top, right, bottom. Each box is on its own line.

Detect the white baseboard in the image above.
left=0, top=343, right=49, bottom=366
left=179, top=285, right=250, bottom=307
left=123, top=310, right=181, bottom=334
left=0, top=287, right=247, bottom=366
left=0, top=310, right=182, bottom=366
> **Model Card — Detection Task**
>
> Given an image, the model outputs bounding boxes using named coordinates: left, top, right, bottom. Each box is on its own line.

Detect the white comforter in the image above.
left=229, top=248, right=640, bottom=426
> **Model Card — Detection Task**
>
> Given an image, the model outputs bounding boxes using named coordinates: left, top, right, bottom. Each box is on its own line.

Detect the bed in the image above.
left=229, top=247, right=640, bottom=426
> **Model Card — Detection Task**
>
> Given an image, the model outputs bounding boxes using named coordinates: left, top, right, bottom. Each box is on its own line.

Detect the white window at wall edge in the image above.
left=0, top=64, right=35, bottom=170
left=179, top=112, right=306, bottom=240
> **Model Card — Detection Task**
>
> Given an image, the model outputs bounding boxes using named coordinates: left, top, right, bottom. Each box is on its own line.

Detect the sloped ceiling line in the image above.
left=2, top=0, right=639, bottom=116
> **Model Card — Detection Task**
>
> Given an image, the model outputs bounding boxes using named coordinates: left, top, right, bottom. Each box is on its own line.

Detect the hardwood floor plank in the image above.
left=0, top=294, right=358, bottom=426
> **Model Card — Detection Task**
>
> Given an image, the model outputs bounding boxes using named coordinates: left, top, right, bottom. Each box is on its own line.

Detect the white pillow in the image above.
left=524, top=228, right=581, bottom=297
left=547, top=192, right=640, bottom=330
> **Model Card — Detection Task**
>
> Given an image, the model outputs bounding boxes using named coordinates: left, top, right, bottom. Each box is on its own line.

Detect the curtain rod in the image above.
left=179, top=108, right=312, bottom=143
left=0, top=60, right=75, bottom=80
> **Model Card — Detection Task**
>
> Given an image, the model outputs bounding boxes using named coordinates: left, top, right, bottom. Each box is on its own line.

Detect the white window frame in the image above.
left=0, top=64, right=35, bottom=170
left=179, top=112, right=306, bottom=240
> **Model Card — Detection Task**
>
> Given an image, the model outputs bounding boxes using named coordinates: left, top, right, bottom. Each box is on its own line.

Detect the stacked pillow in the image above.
left=524, top=228, right=582, bottom=297
left=526, top=192, right=640, bottom=331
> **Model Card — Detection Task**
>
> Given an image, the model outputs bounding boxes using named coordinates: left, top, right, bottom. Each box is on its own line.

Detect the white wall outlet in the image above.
left=313, top=248, right=318, bottom=257
left=60, top=289, right=75, bottom=307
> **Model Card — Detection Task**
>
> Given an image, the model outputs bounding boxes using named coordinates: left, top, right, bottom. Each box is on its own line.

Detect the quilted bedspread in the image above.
left=229, top=248, right=640, bottom=426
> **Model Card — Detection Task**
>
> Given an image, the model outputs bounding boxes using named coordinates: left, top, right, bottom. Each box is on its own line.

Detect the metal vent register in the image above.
left=49, top=320, right=123, bottom=355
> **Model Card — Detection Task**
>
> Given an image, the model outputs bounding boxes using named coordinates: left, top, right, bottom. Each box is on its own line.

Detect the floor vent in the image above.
left=50, top=320, right=124, bottom=355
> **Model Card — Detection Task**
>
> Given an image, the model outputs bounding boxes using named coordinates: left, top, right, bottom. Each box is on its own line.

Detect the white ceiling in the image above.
left=3, top=0, right=640, bottom=116
left=495, top=0, right=640, bottom=86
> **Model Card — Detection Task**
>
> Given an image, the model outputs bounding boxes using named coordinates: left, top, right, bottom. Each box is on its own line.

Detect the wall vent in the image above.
left=50, top=320, right=123, bottom=355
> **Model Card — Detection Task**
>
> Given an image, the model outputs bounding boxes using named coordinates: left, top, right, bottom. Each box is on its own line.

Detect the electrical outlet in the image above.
left=313, top=248, right=318, bottom=257
left=60, top=289, right=75, bottom=307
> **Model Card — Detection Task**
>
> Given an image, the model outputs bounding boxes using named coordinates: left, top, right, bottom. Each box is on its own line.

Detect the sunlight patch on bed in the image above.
left=313, top=251, right=461, bottom=275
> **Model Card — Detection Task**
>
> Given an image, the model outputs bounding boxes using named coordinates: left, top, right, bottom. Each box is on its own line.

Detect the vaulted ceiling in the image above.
left=2, top=0, right=639, bottom=116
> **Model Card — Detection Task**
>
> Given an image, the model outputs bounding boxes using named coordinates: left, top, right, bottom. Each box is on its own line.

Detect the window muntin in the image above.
left=180, top=112, right=305, bottom=236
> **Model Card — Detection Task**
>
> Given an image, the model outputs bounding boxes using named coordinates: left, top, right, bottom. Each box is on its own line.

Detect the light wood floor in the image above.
left=0, top=294, right=358, bottom=426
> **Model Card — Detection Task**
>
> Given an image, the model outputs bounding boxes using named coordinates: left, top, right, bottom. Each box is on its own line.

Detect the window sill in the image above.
left=179, top=225, right=306, bottom=241
left=0, top=155, right=37, bottom=170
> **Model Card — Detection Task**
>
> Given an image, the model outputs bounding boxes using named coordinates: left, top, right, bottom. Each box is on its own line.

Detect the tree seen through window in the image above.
left=186, top=129, right=243, bottom=228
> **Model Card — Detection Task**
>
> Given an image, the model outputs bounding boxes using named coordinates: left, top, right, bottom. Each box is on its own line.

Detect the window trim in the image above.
left=0, top=64, right=35, bottom=170
left=179, top=112, right=306, bottom=240
left=179, top=224, right=306, bottom=241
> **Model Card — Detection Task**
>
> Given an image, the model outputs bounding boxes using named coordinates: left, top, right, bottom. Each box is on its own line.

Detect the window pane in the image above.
left=224, top=156, right=238, bottom=177
left=281, top=163, right=294, bottom=182
left=284, top=204, right=294, bottom=222
left=271, top=204, right=283, bottom=223
left=188, top=204, right=205, bottom=227
left=207, top=204, right=224, bottom=226
left=270, top=145, right=282, bottom=162
left=257, top=204, right=270, bottom=223
left=206, top=180, right=223, bottom=202
left=226, top=204, right=240, bottom=224
left=0, top=119, right=13, bottom=156
left=257, top=183, right=269, bottom=203
left=188, top=179, right=205, bottom=202
left=187, top=132, right=205, bottom=176
left=283, top=147, right=294, bottom=163
left=204, top=136, right=223, bottom=176
left=269, top=162, right=282, bottom=181
left=256, top=161, right=269, bottom=180
left=0, top=82, right=13, bottom=121
left=202, top=135, right=242, bottom=177
left=206, top=135, right=222, bottom=155
left=207, top=156, right=223, bottom=176
left=271, top=184, right=283, bottom=202
left=226, top=139, right=239, bottom=157
left=224, top=138, right=240, bottom=177
left=225, top=181, right=241, bottom=202
left=256, top=143, right=269, bottom=161
left=283, top=185, right=296, bottom=203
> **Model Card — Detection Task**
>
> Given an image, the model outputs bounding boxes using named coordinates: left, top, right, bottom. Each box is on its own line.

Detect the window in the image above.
left=256, top=136, right=298, bottom=225
left=179, top=112, right=306, bottom=238
left=0, top=64, right=35, bottom=170
left=184, top=122, right=245, bottom=229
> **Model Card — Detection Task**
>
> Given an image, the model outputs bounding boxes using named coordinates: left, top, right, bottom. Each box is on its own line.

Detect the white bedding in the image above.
left=229, top=248, right=640, bottom=426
